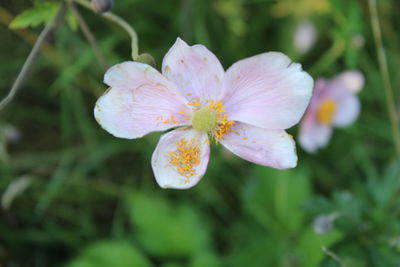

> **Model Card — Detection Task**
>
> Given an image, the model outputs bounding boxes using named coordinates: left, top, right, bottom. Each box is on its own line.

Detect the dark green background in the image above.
left=1, top=0, right=400, bottom=266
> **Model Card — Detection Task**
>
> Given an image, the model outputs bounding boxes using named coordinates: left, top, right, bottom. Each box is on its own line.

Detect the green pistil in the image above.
left=192, top=108, right=217, bottom=133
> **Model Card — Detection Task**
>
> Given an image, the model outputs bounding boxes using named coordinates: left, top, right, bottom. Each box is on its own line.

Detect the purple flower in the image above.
left=299, top=71, right=364, bottom=153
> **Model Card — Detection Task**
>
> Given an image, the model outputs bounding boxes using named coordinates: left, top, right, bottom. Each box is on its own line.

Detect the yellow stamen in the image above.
left=168, top=138, right=201, bottom=178
left=188, top=98, right=235, bottom=143
left=206, top=100, right=235, bottom=143
left=318, top=99, right=336, bottom=125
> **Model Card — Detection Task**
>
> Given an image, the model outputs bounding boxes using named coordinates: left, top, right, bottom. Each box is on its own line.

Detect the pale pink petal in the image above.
left=220, top=122, right=297, bottom=169
left=221, top=52, right=313, bottom=130
left=162, top=38, right=225, bottom=101
left=95, top=62, right=191, bottom=139
left=333, top=94, right=360, bottom=128
left=299, top=117, right=332, bottom=153
left=331, top=70, right=364, bottom=93
left=151, top=128, right=210, bottom=189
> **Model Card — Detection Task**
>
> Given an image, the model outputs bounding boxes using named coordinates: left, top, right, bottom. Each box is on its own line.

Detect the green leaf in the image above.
left=126, top=192, right=210, bottom=258
left=66, top=10, right=79, bottom=31
left=297, top=229, right=343, bottom=266
left=189, top=251, right=221, bottom=267
left=242, top=166, right=312, bottom=233
left=9, top=2, right=59, bottom=29
left=66, top=240, right=151, bottom=267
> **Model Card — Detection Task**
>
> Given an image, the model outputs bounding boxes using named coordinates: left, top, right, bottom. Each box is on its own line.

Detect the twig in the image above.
left=368, top=0, right=400, bottom=156
left=72, top=0, right=139, bottom=60
left=322, top=246, right=346, bottom=267
left=68, top=1, right=108, bottom=70
left=0, top=3, right=67, bottom=113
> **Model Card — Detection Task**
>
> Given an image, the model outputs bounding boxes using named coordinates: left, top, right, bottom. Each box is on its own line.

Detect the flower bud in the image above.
left=91, top=0, right=113, bottom=14
left=136, top=53, right=156, bottom=68
left=313, top=212, right=341, bottom=235
left=293, top=20, right=317, bottom=54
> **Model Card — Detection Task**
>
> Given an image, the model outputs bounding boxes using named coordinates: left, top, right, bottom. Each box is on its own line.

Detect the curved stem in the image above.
left=72, top=0, right=139, bottom=60
left=308, top=38, right=345, bottom=76
left=0, top=3, right=67, bottom=113
left=68, top=1, right=108, bottom=70
left=368, top=0, right=400, bottom=156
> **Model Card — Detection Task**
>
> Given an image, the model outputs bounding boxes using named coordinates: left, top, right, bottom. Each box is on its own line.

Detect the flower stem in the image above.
left=308, top=38, right=345, bottom=76
left=72, top=0, right=139, bottom=60
left=68, top=1, right=108, bottom=70
left=0, top=3, right=67, bottom=113
left=368, top=0, right=400, bottom=156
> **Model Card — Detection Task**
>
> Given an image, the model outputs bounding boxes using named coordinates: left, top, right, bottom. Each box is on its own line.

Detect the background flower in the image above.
left=299, top=71, right=364, bottom=153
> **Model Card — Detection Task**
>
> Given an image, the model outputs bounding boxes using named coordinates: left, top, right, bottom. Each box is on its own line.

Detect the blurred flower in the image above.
left=313, top=215, right=333, bottom=234
left=94, top=38, right=313, bottom=189
left=299, top=71, right=364, bottom=153
left=91, top=0, right=113, bottom=14
left=0, top=123, right=20, bottom=163
left=293, top=20, right=317, bottom=54
left=313, top=212, right=341, bottom=235
left=2, top=124, right=20, bottom=144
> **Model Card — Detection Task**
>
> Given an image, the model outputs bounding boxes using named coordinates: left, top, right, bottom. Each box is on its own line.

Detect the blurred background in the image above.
left=1, top=0, right=400, bottom=266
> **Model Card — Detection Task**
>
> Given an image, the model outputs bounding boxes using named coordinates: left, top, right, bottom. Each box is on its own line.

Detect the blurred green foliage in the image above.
left=1, top=0, right=400, bottom=266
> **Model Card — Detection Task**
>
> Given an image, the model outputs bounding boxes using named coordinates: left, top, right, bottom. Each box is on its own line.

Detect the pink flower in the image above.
left=299, top=71, right=364, bottom=153
left=94, top=38, right=313, bottom=189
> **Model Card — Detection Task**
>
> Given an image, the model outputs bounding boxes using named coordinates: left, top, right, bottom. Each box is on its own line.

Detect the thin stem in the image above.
left=368, top=0, right=400, bottom=156
left=0, top=3, right=67, bottom=113
left=322, top=246, right=346, bottom=267
left=308, top=38, right=345, bottom=76
left=103, top=12, right=139, bottom=59
left=68, top=1, right=108, bottom=70
left=72, top=0, right=139, bottom=60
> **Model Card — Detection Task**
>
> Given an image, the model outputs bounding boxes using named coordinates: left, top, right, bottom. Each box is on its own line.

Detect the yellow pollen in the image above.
left=189, top=98, right=235, bottom=143
left=318, top=99, right=336, bottom=125
left=167, top=138, right=201, bottom=178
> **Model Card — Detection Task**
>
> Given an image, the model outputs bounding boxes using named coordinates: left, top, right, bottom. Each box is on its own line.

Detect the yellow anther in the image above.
left=168, top=138, right=201, bottom=178
left=188, top=99, right=235, bottom=143
left=318, top=99, right=336, bottom=125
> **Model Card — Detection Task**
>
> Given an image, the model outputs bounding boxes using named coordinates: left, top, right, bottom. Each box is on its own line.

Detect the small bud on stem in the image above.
left=91, top=0, right=113, bottom=14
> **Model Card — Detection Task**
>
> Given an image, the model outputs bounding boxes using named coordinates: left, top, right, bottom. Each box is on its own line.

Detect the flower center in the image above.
left=168, top=138, right=201, bottom=178
left=189, top=98, right=235, bottom=143
left=318, top=99, right=336, bottom=125
left=192, top=108, right=217, bottom=133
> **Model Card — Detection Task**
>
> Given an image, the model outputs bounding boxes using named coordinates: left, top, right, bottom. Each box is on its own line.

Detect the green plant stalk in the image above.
left=368, top=0, right=400, bottom=156
left=72, top=0, right=139, bottom=60
left=0, top=3, right=67, bottom=113
left=308, top=38, right=345, bottom=76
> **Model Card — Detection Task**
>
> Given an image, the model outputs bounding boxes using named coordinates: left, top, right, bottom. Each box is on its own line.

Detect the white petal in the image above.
left=95, top=62, right=191, bottom=139
left=162, top=38, right=225, bottom=101
left=151, top=128, right=210, bottom=189
left=299, top=117, right=332, bottom=153
left=221, top=52, right=313, bottom=130
left=294, top=20, right=317, bottom=54
left=333, top=94, right=361, bottom=128
left=331, top=70, right=364, bottom=93
left=220, top=122, right=297, bottom=169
